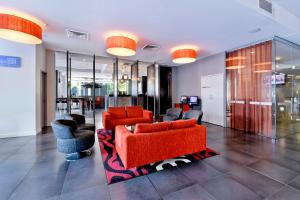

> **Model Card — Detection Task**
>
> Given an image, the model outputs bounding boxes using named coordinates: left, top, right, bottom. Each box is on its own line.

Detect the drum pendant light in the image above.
left=172, top=48, right=197, bottom=64
left=0, top=11, right=44, bottom=44
left=106, top=35, right=137, bottom=57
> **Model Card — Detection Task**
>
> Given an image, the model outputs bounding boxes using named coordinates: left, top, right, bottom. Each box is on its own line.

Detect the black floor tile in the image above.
left=1, top=123, right=300, bottom=200
left=228, top=166, right=284, bottom=198
left=289, top=175, right=300, bottom=191
left=203, top=155, right=244, bottom=173
left=178, top=160, right=223, bottom=184
left=247, top=160, right=298, bottom=183
left=163, top=184, right=215, bottom=200
left=268, top=186, right=300, bottom=200
left=221, top=149, right=259, bottom=165
left=202, top=175, right=262, bottom=200
left=147, top=167, right=194, bottom=196
left=108, top=176, right=161, bottom=200
left=60, top=185, right=110, bottom=200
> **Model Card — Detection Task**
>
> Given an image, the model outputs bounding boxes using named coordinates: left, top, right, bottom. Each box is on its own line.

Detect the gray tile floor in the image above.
left=1, top=123, right=300, bottom=200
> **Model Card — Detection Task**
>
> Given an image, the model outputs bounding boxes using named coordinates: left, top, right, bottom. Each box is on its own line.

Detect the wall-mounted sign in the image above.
left=0, top=55, right=21, bottom=68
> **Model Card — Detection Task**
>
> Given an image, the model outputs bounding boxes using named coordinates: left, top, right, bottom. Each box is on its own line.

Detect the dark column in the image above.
left=131, top=61, right=139, bottom=105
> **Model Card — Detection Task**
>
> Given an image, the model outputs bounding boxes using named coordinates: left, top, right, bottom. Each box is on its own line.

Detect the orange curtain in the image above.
left=226, top=41, right=272, bottom=137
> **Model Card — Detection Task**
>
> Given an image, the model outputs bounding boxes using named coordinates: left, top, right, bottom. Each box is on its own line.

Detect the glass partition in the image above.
left=55, top=52, right=68, bottom=117
left=94, top=56, right=114, bottom=125
left=55, top=51, right=156, bottom=128
left=274, top=38, right=300, bottom=138
left=226, top=41, right=273, bottom=138
left=117, top=59, right=133, bottom=106
left=69, top=53, right=94, bottom=124
left=138, top=62, right=148, bottom=108
left=226, top=37, right=300, bottom=139
left=55, top=52, right=115, bottom=128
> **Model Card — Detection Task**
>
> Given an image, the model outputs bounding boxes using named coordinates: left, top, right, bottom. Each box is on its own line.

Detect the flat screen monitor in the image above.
left=271, top=74, right=285, bottom=85
left=180, top=96, right=188, bottom=104
left=189, top=96, right=198, bottom=104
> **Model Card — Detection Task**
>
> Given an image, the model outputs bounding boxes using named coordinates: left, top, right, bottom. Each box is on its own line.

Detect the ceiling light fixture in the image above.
left=106, top=32, right=137, bottom=57
left=171, top=46, right=198, bottom=64
left=226, top=65, right=246, bottom=70
left=0, top=9, right=44, bottom=44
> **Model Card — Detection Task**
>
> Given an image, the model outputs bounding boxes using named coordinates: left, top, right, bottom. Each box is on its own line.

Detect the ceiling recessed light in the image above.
left=248, top=28, right=262, bottom=34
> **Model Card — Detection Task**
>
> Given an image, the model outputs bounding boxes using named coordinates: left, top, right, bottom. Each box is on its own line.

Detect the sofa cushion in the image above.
left=121, top=117, right=149, bottom=125
left=111, top=119, right=128, bottom=126
left=108, top=107, right=126, bottom=119
left=170, top=119, right=196, bottom=129
left=126, top=106, right=143, bottom=118
left=134, top=122, right=170, bottom=134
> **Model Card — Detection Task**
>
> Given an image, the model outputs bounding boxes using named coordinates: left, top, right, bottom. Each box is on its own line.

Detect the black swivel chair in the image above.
left=182, top=110, right=203, bottom=124
left=163, top=108, right=183, bottom=121
left=51, top=119, right=95, bottom=161
left=64, top=114, right=95, bottom=132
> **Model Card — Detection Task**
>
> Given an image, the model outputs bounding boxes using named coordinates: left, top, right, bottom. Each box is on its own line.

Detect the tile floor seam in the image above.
left=0, top=137, right=33, bottom=165
left=56, top=162, right=70, bottom=200
left=223, top=169, right=283, bottom=200
left=264, top=185, right=299, bottom=200
left=7, top=163, right=36, bottom=200
left=244, top=164, right=293, bottom=187
left=146, top=172, right=166, bottom=199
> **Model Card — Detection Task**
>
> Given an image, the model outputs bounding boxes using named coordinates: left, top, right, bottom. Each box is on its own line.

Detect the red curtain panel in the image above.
left=226, top=41, right=272, bottom=137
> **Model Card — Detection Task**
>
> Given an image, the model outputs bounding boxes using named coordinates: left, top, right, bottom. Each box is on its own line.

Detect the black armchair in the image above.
left=64, top=114, right=95, bottom=132
left=182, top=110, right=203, bottom=124
left=163, top=108, right=183, bottom=121
left=51, top=119, right=95, bottom=161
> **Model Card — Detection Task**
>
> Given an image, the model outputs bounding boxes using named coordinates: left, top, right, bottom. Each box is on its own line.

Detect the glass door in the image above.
left=274, top=38, right=300, bottom=138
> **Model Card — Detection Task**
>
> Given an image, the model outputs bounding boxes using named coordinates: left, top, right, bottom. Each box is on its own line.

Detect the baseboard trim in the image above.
left=0, top=130, right=38, bottom=138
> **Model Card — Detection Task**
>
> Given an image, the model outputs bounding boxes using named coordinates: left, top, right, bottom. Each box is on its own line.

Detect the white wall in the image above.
left=0, top=40, right=38, bottom=138
left=172, top=52, right=226, bottom=126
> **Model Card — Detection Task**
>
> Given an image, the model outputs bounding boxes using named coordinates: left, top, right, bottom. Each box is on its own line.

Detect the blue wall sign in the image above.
left=0, top=55, right=21, bottom=68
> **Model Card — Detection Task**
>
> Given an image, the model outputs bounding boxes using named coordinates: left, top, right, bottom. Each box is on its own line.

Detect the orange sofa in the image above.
left=102, top=106, right=153, bottom=130
left=115, top=119, right=206, bottom=169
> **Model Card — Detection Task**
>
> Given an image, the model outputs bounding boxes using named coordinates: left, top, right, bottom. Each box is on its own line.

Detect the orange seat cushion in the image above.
left=134, top=122, right=170, bottom=134
left=108, top=107, right=126, bottom=119
left=170, top=119, right=196, bottom=129
left=126, top=106, right=143, bottom=118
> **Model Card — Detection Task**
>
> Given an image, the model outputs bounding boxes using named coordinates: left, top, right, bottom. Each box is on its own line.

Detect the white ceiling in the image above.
left=271, top=0, right=300, bottom=18
left=1, top=0, right=300, bottom=65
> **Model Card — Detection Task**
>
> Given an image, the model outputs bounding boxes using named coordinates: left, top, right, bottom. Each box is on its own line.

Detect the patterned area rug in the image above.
left=97, top=129, right=219, bottom=184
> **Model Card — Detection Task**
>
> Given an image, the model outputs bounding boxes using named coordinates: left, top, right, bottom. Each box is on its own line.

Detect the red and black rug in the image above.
left=97, top=129, right=218, bottom=184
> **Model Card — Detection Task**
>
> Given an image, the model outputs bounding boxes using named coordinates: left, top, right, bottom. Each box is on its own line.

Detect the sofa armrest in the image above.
left=115, top=125, right=134, bottom=166
left=195, top=124, right=206, bottom=147
left=102, top=112, right=112, bottom=130
left=143, top=110, right=153, bottom=122
left=115, top=125, right=132, bottom=149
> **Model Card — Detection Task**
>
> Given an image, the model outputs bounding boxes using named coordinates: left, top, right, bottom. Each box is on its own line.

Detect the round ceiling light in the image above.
left=106, top=35, right=137, bottom=57
left=0, top=10, right=44, bottom=44
left=172, top=48, right=197, bottom=64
